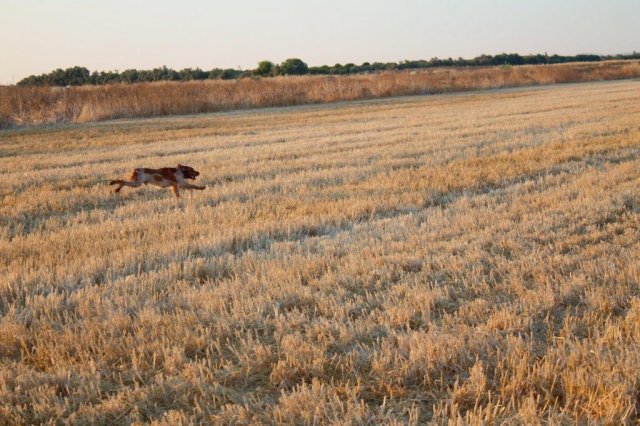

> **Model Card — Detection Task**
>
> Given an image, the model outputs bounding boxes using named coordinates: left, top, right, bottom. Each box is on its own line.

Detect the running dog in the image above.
left=110, top=164, right=205, bottom=198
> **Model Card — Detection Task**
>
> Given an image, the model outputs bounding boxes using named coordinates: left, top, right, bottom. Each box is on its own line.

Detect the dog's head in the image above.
left=178, top=164, right=200, bottom=180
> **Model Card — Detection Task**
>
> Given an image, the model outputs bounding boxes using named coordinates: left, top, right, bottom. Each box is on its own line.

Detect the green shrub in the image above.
left=278, top=58, right=308, bottom=76
left=255, top=60, right=274, bottom=77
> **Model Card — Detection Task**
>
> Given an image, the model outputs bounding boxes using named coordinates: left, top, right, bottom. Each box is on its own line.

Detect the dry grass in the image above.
left=2, top=60, right=640, bottom=128
left=1, top=79, right=640, bottom=424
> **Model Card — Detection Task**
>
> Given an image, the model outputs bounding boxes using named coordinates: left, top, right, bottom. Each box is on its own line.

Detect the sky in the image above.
left=1, top=0, right=639, bottom=84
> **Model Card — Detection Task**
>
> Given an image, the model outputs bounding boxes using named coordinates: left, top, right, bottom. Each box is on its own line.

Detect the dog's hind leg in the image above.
left=109, top=179, right=142, bottom=193
left=110, top=169, right=144, bottom=193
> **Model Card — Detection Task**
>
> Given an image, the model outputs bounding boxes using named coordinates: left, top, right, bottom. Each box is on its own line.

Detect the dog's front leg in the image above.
left=181, top=183, right=206, bottom=191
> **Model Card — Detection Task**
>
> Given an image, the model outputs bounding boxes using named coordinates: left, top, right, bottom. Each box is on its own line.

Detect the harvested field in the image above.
left=1, top=80, right=640, bottom=423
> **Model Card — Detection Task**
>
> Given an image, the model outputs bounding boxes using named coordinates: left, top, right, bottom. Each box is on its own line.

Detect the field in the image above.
left=2, top=60, right=640, bottom=128
left=1, top=79, right=640, bottom=424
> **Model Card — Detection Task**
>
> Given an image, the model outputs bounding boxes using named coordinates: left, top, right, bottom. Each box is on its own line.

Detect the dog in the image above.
left=109, top=164, right=205, bottom=198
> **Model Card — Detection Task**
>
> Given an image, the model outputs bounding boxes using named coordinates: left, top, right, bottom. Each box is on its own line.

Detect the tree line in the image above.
left=17, top=52, right=640, bottom=87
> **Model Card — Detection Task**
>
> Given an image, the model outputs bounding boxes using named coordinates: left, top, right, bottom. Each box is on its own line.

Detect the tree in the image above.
left=255, top=60, right=274, bottom=77
left=278, top=58, right=308, bottom=75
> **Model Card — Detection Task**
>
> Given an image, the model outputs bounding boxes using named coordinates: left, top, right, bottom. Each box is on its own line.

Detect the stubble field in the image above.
left=1, top=80, right=640, bottom=424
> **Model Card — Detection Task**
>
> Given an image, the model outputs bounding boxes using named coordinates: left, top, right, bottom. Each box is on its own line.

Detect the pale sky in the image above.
left=1, top=0, right=638, bottom=84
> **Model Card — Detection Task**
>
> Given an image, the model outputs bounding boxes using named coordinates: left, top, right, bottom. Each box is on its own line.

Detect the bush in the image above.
left=255, top=61, right=274, bottom=77
left=278, top=58, right=308, bottom=76
left=209, top=68, right=224, bottom=80
left=221, top=69, right=241, bottom=80
left=121, top=69, right=139, bottom=83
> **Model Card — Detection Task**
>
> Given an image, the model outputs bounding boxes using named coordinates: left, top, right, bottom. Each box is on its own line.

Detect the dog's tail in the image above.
left=109, top=180, right=125, bottom=186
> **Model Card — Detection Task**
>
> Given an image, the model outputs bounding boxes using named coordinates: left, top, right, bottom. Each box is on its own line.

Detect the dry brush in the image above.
left=1, top=60, right=639, bottom=128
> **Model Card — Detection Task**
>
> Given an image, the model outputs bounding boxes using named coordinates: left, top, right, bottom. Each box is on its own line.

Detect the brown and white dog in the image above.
left=109, top=164, right=205, bottom=198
